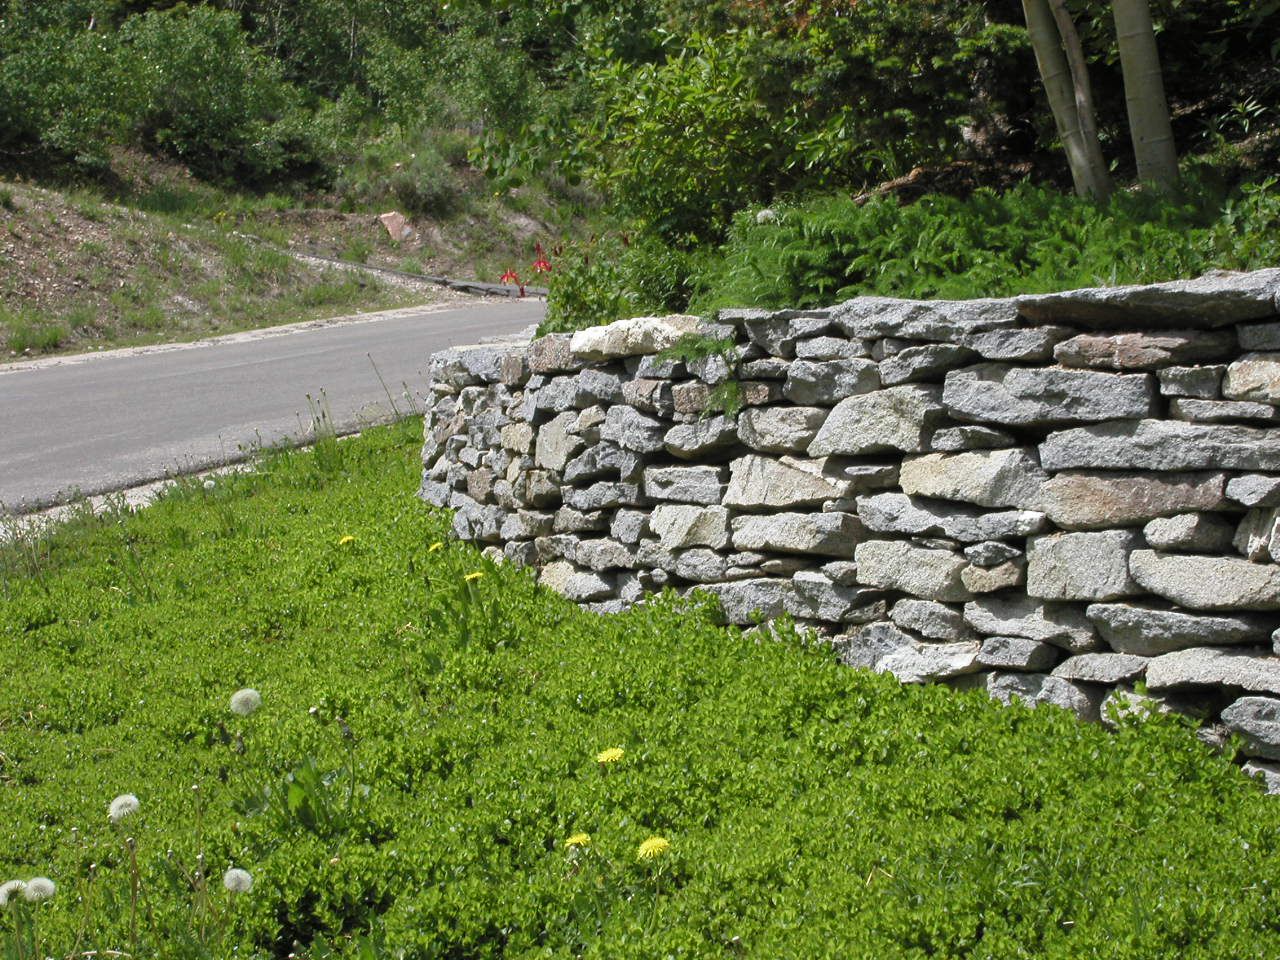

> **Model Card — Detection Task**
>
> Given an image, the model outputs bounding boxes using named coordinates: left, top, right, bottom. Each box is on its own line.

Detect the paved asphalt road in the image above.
left=0, top=299, right=545, bottom=513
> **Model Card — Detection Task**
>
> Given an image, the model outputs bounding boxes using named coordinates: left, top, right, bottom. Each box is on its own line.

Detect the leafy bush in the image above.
left=690, top=175, right=1280, bottom=311
left=5, top=420, right=1280, bottom=957
left=336, top=125, right=469, bottom=219
left=123, top=7, right=319, bottom=183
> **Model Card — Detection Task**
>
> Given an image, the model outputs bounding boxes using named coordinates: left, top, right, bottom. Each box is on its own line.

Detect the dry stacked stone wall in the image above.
left=421, top=268, right=1280, bottom=789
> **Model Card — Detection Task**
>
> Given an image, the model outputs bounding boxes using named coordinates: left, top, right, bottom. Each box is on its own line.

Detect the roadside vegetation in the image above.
left=4, top=420, right=1280, bottom=958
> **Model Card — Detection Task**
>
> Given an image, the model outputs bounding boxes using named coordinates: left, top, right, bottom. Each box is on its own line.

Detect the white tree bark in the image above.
left=1021, top=0, right=1112, bottom=199
left=1113, top=0, right=1179, bottom=187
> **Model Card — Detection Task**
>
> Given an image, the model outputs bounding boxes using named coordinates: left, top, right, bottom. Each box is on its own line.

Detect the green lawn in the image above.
left=2, top=419, right=1279, bottom=959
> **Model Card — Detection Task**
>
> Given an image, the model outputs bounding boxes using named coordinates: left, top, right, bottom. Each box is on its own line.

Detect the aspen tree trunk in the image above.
left=1021, top=0, right=1112, bottom=198
left=1113, top=0, right=1179, bottom=187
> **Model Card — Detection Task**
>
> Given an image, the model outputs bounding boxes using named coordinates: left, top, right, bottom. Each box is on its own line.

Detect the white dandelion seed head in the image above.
left=109, top=793, right=140, bottom=824
left=0, top=880, right=25, bottom=907
left=229, top=688, right=262, bottom=717
left=23, top=877, right=54, bottom=902
left=755, top=208, right=778, bottom=225
left=202, top=479, right=215, bottom=490
left=222, top=867, right=253, bottom=893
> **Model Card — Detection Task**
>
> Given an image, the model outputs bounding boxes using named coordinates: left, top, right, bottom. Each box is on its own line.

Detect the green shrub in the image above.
left=123, top=6, right=318, bottom=183
left=336, top=125, right=468, bottom=218
left=689, top=175, right=1280, bottom=312
left=5, top=421, right=1280, bottom=957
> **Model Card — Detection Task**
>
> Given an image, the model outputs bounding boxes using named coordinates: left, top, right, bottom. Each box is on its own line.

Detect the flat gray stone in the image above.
left=569, top=314, right=701, bottom=361
left=787, top=572, right=885, bottom=623
left=600, top=405, right=666, bottom=453
left=1086, top=601, right=1275, bottom=656
left=929, top=425, right=1017, bottom=451
left=576, top=368, right=625, bottom=405
left=1224, top=352, right=1280, bottom=404
left=1129, top=550, right=1280, bottom=610
left=699, top=578, right=797, bottom=625
left=1142, top=513, right=1236, bottom=553
left=649, top=504, right=731, bottom=550
left=943, top=363, right=1157, bottom=426
left=959, top=327, right=1069, bottom=362
left=838, top=621, right=981, bottom=683
left=834, top=297, right=1020, bottom=340
left=964, top=596, right=1101, bottom=652
left=857, top=492, right=1046, bottom=543
left=1221, top=696, right=1280, bottom=760
left=621, top=378, right=674, bottom=415
left=854, top=540, right=974, bottom=602
left=610, top=509, right=649, bottom=544
left=783, top=359, right=881, bottom=405
left=1227, top=474, right=1280, bottom=508
left=1146, top=647, right=1280, bottom=694
left=1242, top=760, right=1280, bottom=794
left=737, top=406, right=827, bottom=454
left=1015, top=268, right=1280, bottom=328
left=1040, top=420, right=1280, bottom=472
left=1051, top=652, right=1149, bottom=684
left=879, top=344, right=976, bottom=385
left=674, top=549, right=735, bottom=583
left=724, top=455, right=856, bottom=511
left=1234, top=508, right=1280, bottom=562
left=960, top=559, right=1025, bottom=593
left=1170, top=398, right=1280, bottom=423
left=553, top=508, right=607, bottom=534
left=808, top=385, right=947, bottom=457
left=663, top=416, right=739, bottom=460
left=732, top=512, right=864, bottom=557
left=898, top=449, right=1048, bottom=511
left=980, top=672, right=1106, bottom=722
left=642, top=465, right=726, bottom=505
left=499, top=510, right=554, bottom=541
left=890, top=599, right=977, bottom=641
left=562, top=482, right=642, bottom=512
left=964, top=541, right=1023, bottom=567
left=1240, top=321, right=1280, bottom=351
left=533, top=411, right=584, bottom=472
left=564, top=443, right=640, bottom=485
left=822, top=560, right=860, bottom=586
left=1053, top=330, right=1235, bottom=369
left=1157, top=365, right=1225, bottom=399
left=1039, top=471, right=1227, bottom=530
left=575, top=539, right=635, bottom=571
left=794, top=336, right=869, bottom=361
left=528, top=334, right=577, bottom=374
left=976, top=636, right=1060, bottom=671
left=1027, top=530, right=1143, bottom=602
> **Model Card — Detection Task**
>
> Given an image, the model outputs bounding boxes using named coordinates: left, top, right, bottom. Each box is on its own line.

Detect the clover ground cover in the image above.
left=3, top=419, right=1280, bottom=958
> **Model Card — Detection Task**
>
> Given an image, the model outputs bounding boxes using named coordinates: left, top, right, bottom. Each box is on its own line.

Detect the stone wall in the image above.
left=421, top=268, right=1280, bottom=789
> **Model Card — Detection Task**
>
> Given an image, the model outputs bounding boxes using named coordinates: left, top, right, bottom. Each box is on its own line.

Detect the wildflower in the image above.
left=564, top=832, right=591, bottom=850
left=596, top=747, right=624, bottom=765
left=755, top=208, right=778, bottom=225
left=428, top=541, right=444, bottom=553
left=532, top=242, right=552, bottom=274
left=109, top=793, right=140, bottom=824
left=222, top=867, right=253, bottom=893
left=202, top=479, right=215, bottom=491
left=0, top=880, right=25, bottom=907
left=338, top=535, right=356, bottom=546
left=23, top=877, right=55, bottom=901
left=500, top=269, right=520, bottom=285
left=229, top=688, right=262, bottom=717
left=637, top=836, right=670, bottom=861
left=463, top=571, right=484, bottom=582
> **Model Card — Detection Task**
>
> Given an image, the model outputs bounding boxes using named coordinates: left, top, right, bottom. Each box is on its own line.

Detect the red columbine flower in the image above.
left=500, top=269, right=520, bottom=284
left=531, top=242, right=552, bottom=274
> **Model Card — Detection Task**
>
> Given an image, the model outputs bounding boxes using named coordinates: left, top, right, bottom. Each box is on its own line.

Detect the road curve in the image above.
left=0, top=299, right=545, bottom=513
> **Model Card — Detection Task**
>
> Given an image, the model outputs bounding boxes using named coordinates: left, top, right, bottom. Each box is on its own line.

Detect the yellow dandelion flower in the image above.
left=338, top=535, right=356, bottom=545
left=637, top=836, right=670, bottom=861
left=428, top=542, right=444, bottom=553
left=565, top=832, right=591, bottom=850
left=596, top=747, right=624, bottom=764
left=463, top=571, right=484, bottom=582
